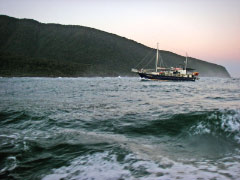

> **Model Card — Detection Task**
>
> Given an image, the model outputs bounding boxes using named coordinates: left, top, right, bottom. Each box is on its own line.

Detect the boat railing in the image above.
left=141, top=69, right=155, bottom=73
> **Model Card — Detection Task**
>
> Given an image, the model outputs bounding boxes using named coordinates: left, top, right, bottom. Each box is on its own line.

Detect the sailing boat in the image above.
left=131, top=43, right=199, bottom=81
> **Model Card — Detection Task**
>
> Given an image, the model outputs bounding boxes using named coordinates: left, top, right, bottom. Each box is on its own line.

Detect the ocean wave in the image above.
left=0, top=156, right=17, bottom=179
left=108, top=109, right=240, bottom=143
left=0, top=109, right=240, bottom=179
left=187, top=109, right=240, bottom=142
left=2, top=108, right=239, bottom=145
left=42, top=150, right=240, bottom=180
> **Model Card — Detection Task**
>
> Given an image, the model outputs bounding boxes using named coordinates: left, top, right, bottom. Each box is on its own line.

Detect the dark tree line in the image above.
left=0, top=15, right=230, bottom=77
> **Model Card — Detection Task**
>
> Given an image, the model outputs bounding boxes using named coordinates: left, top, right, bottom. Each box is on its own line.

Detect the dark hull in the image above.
left=138, top=73, right=196, bottom=81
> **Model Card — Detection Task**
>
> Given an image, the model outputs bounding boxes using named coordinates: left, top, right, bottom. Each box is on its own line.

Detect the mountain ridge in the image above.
left=0, top=15, right=231, bottom=77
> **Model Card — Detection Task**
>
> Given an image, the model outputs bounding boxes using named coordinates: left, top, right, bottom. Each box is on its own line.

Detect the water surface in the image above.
left=0, top=77, right=240, bottom=179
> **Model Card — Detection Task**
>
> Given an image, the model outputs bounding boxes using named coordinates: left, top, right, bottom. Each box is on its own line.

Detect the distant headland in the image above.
left=0, top=15, right=230, bottom=78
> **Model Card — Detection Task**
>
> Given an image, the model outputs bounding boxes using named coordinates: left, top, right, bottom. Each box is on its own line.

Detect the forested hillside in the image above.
left=0, top=15, right=230, bottom=77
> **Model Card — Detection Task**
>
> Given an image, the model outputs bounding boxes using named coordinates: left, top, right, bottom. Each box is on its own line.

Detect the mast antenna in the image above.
left=156, top=43, right=159, bottom=72
left=185, top=52, right=188, bottom=70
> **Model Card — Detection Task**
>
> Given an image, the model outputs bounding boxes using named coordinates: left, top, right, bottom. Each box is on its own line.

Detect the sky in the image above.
left=0, top=0, right=240, bottom=77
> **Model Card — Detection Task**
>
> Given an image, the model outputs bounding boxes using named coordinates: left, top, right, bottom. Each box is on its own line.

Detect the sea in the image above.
left=0, top=77, right=239, bottom=180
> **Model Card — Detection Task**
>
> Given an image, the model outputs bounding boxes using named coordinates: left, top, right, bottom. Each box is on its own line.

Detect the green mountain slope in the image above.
left=0, top=15, right=230, bottom=77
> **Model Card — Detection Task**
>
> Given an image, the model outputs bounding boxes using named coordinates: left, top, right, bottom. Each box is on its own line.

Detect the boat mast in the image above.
left=156, top=43, right=159, bottom=72
left=185, top=52, right=188, bottom=70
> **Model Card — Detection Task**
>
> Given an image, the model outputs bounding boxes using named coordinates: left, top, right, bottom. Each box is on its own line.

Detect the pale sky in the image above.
left=0, top=0, right=240, bottom=77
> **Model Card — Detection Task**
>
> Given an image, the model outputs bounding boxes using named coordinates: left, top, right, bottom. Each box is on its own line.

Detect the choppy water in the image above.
left=0, top=77, right=240, bottom=180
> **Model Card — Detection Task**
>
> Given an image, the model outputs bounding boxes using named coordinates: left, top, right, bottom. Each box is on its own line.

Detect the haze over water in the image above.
left=0, top=77, right=240, bottom=179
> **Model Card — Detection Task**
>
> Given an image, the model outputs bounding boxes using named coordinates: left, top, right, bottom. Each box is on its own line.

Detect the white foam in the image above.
left=42, top=152, right=131, bottom=180
left=189, top=109, right=240, bottom=142
left=219, top=109, right=240, bottom=142
left=42, top=151, right=240, bottom=180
